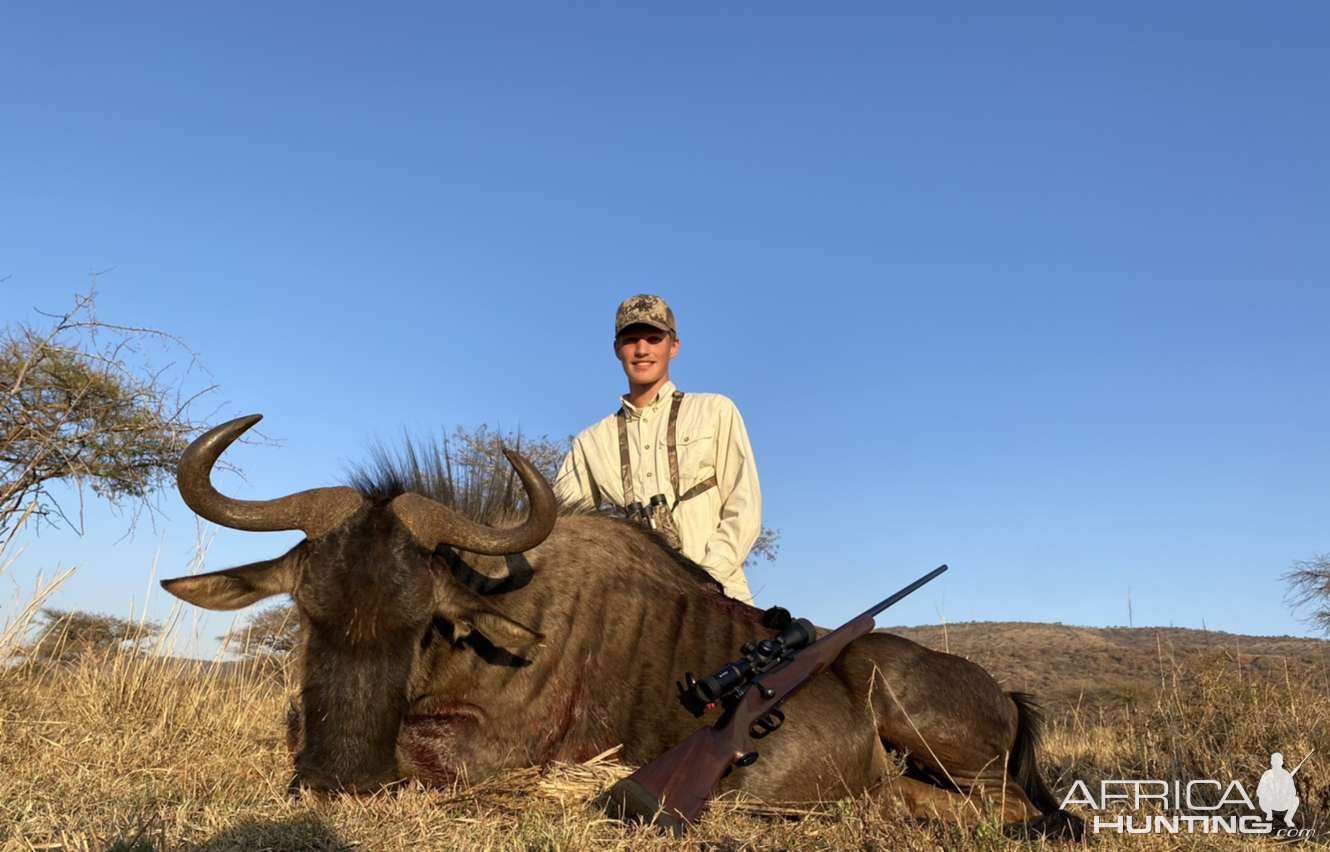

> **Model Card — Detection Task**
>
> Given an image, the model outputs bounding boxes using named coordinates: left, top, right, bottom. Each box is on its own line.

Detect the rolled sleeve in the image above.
left=554, top=438, right=601, bottom=511
left=698, top=401, right=761, bottom=599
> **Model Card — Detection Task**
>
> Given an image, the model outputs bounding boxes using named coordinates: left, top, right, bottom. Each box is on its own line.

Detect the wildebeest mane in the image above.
left=344, top=434, right=727, bottom=596
left=345, top=432, right=551, bottom=525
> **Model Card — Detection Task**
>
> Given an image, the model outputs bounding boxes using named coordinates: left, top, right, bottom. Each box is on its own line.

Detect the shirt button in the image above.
left=646, top=472, right=653, bottom=478
left=644, top=444, right=651, bottom=450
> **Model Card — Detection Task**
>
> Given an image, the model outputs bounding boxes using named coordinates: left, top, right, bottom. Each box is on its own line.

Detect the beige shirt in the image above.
left=554, top=380, right=762, bottom=602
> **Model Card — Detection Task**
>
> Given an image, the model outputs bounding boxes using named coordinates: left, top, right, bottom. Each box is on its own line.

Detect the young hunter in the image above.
left=554, top=294, right=763, bottom=603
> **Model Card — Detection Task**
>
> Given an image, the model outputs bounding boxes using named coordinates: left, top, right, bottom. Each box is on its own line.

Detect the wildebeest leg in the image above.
left=870, top=772, right=1038, bottom=824
left=942, top=764, right=1042, bottom=822
left=837, top=633, right=1048, bottom=824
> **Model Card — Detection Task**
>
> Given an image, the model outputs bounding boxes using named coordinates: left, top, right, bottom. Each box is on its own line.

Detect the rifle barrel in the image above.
left=1291, top=748, right=1315, bottom=776
left=858, top=565, right=948, bottom=622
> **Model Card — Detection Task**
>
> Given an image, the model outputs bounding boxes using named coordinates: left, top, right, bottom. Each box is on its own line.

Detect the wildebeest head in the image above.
left=160, top=415, right=556, bottom=794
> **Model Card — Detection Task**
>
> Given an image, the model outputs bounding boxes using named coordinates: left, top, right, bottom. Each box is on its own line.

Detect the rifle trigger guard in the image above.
left=748, top=708, right=785, bottom=739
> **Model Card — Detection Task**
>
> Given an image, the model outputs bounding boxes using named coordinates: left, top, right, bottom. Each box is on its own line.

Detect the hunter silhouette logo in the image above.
left=1257, top=749, right=1312, bottom=827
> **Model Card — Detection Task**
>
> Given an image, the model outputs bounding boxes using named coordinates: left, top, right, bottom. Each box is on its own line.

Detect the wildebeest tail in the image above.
left=1007, top=691, right=1060, bottom=814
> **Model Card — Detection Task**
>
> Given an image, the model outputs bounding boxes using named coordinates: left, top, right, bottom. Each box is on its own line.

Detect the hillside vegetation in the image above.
left=887, top=620, right=1330, bottom=709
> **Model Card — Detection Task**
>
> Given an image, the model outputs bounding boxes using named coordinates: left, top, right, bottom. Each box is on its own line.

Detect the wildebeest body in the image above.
left=164, top=416, right=1079, bottom=834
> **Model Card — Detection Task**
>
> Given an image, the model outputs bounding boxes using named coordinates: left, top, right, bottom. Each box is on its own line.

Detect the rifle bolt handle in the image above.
left=759, top=685, right=775, bottom=699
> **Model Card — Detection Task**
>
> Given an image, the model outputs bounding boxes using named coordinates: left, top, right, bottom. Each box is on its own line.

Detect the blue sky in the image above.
left=2, top=2, right=1327, bottom=651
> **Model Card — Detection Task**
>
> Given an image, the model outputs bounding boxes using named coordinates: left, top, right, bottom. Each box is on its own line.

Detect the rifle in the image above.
left=601, top=564, right=948, bottom=834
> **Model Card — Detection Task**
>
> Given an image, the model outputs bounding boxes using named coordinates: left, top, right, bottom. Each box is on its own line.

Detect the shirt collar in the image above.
left=620, top=380, right=677, bottom=419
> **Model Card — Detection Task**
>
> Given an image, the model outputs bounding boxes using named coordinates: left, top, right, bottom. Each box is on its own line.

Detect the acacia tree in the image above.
left=1285, top=553, right=1330, bottom=633
left=747, top=526, right=780, bottom=569
left=219, top=604, right=299, bottom=659
left=23, top=607, right=162, bottom=662
left=0, top=284, right=214, bottom=542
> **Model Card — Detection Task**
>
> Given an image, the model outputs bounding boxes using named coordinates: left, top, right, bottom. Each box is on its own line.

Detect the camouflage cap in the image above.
left=615, top=294, right=676, bottom=336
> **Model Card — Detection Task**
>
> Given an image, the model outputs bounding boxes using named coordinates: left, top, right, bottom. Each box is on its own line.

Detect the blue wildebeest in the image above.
left=162, top=415, right=1080, bottom=836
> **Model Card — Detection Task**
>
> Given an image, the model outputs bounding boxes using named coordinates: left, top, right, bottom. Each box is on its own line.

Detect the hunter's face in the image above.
left=615, top=324, right=678, bottom=388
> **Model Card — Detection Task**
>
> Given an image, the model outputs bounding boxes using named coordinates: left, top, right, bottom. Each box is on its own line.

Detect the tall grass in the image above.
left=0, top=505, right=77, bottom=661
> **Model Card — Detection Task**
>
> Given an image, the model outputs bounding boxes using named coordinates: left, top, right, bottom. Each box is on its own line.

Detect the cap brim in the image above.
left=616, top=319, right=672, bottom=335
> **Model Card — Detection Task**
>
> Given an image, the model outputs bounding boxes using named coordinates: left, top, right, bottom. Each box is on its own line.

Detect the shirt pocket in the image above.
left=675, top=430, right=717, bottom=492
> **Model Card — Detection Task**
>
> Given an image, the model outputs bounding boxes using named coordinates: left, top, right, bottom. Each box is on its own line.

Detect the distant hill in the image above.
left=882, top=621, right=1330, bottom=710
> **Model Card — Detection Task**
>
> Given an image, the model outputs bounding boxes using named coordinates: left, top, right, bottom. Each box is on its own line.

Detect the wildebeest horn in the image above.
left=178, top=414, right=366, bottom=538
left=391, top=449, right=557, bottom=555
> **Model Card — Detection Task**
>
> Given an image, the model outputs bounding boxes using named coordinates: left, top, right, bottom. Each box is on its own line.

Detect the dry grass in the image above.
left=2, top=626, right=1328, bottom=851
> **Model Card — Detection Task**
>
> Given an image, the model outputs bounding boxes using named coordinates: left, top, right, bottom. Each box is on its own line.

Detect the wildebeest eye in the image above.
left=420, top=615, right=448, bottom=650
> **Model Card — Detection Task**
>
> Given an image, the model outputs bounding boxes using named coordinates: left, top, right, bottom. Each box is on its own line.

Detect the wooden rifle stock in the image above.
left=602, top=565, right=947, bottom=833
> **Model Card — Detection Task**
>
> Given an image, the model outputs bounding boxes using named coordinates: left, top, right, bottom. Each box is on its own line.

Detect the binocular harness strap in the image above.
left=615, top=410, right=634, bottom=507
left=676, top=474, right=718, bottom=504
left=617, top=391, right=717, bottom=515
left=667, top=392, right=717, bottom=506
left=665, top=391, right=684, bottom=497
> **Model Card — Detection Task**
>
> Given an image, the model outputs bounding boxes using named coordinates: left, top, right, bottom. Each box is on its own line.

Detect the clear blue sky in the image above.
left=3, top=2, right=1327, bottom=652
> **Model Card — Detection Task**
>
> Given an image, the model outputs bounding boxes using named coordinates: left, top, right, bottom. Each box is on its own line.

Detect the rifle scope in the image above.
left=692, top=617, right=817, bottom=703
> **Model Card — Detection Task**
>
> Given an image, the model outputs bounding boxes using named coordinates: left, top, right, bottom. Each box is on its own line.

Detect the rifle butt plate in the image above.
left=601, top=778, right=686, bottom=836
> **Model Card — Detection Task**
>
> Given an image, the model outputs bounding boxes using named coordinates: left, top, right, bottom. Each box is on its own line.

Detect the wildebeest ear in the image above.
left=436, top=581, right=543, bottom=657
left=161, top=555, right=296, bottom=610
left=447, top=608, right=544, bottom=656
